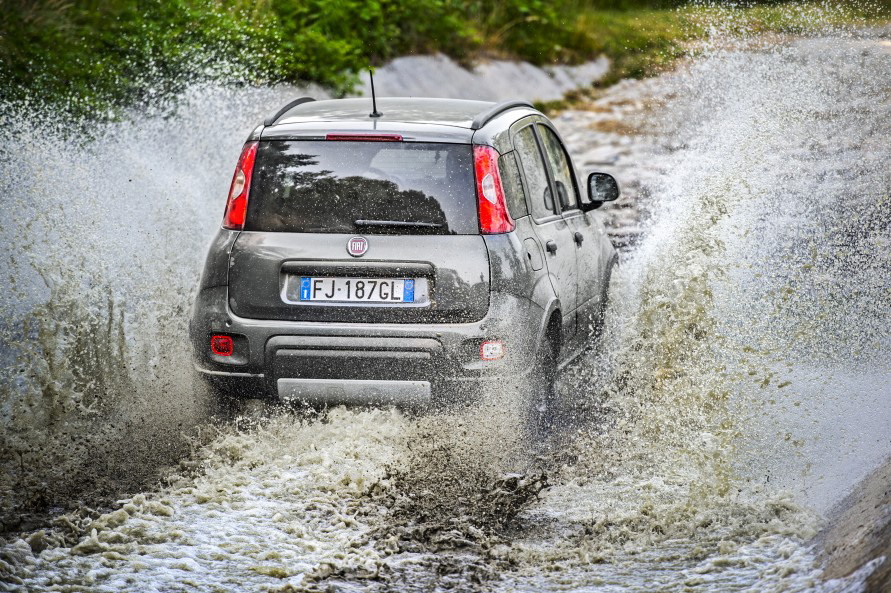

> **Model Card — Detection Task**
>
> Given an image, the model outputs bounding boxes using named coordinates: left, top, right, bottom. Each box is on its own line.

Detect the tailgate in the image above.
left=227, top=232, right=490, bottom=323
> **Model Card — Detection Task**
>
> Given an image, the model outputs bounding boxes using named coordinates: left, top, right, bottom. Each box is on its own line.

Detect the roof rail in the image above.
left=264, top=97, right=316, bottom=127
left=470, top=99, right=534, bottom=130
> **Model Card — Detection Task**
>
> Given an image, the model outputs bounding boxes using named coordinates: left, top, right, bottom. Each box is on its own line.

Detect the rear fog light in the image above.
left=480, top=340, right=504, bottom=361
left=211, top=335, right=233, bottom=356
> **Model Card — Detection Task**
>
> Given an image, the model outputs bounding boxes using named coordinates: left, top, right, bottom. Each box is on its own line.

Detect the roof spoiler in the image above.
left=470, top=99, right=534, bottom=130
left=264, top=97, right=316, bottom=127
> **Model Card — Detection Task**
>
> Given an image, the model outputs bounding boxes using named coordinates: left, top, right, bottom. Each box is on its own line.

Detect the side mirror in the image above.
left=582, top=172, right=620, bottom=212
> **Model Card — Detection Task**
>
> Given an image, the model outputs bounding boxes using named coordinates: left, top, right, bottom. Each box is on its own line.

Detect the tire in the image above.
left=593, top=260, right=616, bottom=340
left=201, top=379, right=238, bottom=421
left=528, top=336, right=559, bottom=436
left=202, top=378, right=274, bottom=423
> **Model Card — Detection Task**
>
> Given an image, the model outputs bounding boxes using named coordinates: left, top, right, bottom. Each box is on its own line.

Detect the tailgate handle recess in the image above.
left=281, top=260, right=434, bottom=277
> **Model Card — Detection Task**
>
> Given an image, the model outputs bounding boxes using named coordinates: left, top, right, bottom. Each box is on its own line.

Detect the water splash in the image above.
left=0, top=83, right=302, bottom=527
left=1, top=5, right=890, bottom=592
left=501, top=13, right=891, bottom=591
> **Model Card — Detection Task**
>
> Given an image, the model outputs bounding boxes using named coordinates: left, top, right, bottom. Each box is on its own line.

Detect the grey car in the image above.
left=190, top=97, right=619, bottom=411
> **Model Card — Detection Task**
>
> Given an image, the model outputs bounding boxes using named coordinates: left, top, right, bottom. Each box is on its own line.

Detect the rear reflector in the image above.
left=211, top=335, right=233, bottom=356
left=326, top=134, right=403, bottom=142
left=223, top=141, right=259, bottom=230
left=473, top=145, right=515, bottom=234
left=480, top=340, right=505, bottom=361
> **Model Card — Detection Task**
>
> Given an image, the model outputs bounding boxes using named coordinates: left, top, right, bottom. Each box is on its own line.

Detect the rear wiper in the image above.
left=354, top=219, right=443, bottom=229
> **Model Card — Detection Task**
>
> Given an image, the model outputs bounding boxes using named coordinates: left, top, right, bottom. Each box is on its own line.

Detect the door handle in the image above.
left=546, top=240, right=558, bottom=254
left=574, top=232, right=584, bottom=245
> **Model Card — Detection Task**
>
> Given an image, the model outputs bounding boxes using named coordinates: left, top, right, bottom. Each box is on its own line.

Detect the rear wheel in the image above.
left=202, top=379, right=275, bottom=424
left=206, top=382, right=240, bottom=420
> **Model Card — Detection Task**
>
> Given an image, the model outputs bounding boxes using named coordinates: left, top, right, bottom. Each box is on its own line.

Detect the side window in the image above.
left=538, top=125, right=579, bottom=211
left=498, top=152, right=528, bottom=219
left=514, top=126, right=555, bottom=220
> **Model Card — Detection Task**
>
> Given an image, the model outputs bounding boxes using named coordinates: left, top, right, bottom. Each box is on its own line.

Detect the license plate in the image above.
left=297, top=277, right=415, bottom=303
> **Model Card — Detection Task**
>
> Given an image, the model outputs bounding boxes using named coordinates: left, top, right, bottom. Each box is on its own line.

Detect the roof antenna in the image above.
left=369, top=68, right=382, bottom=118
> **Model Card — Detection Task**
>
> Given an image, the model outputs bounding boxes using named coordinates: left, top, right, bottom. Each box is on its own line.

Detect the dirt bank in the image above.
left=817, top=457, right=891, bottom=592
left=356, top=53, right=609, bottom=102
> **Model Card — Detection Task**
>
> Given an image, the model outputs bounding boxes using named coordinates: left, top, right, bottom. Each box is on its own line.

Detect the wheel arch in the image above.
left=533, top=297, right=563, bottom=361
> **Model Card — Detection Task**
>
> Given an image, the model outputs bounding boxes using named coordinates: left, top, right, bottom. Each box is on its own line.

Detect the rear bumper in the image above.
left=277, top=378, right=431, bottom=407
left=191, top=286, right=543, bottom=403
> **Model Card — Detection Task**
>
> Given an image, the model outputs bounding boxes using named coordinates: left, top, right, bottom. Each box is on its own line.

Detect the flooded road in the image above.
left=2, top=20, right=890, bottom=593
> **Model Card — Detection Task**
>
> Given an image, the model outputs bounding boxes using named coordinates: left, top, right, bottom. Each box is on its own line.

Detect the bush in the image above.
left=1, top=1, right=889, bottom=121
left=0, top=0, right=674, bottom=117
left=0, top=0, right=279, bottom=117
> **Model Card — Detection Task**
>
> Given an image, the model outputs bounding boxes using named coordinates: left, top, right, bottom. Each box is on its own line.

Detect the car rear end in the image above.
left=190, top=110, right=542, bottom=406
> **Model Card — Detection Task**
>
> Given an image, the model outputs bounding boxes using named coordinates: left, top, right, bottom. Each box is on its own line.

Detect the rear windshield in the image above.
left=246, top=140, right=477, bottom=235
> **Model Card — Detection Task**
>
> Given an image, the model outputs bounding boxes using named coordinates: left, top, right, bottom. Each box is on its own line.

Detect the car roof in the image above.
left=275, top=97, right=495, bottom=129
left=259, top=97, right=539, bottom=144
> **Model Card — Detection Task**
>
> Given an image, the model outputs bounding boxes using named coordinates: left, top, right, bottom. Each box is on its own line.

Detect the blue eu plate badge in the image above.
left=403, top=279, right=415, bottom=303
left=300, top=277, right=312, bottom=300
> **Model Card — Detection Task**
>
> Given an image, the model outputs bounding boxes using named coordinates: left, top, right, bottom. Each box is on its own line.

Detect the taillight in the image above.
left=211, top=335, right=233, bottom=356
left=223, top=141, right=259, bottom=230
left=473, top=145, right=514, bottom=234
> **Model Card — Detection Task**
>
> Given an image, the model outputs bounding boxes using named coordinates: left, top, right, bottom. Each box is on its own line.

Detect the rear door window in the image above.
left=513, top=126, right=556, bottom=220
left=247, top=141, right=477, bottom=235
left=498, top=152, right=528, bottom=219
left=537, top=124, right=579, bottom=212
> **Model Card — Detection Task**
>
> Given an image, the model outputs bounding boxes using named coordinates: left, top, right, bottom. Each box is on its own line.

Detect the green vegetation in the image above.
left=571, top=1, right=890, bottom=85
left=0, top=0, right=887, bottom=119
left=535, top=1, right=891, bottom=111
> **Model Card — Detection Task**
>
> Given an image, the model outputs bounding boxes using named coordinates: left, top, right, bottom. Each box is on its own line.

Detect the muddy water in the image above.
left=2, top=21, right=891, bottom=593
